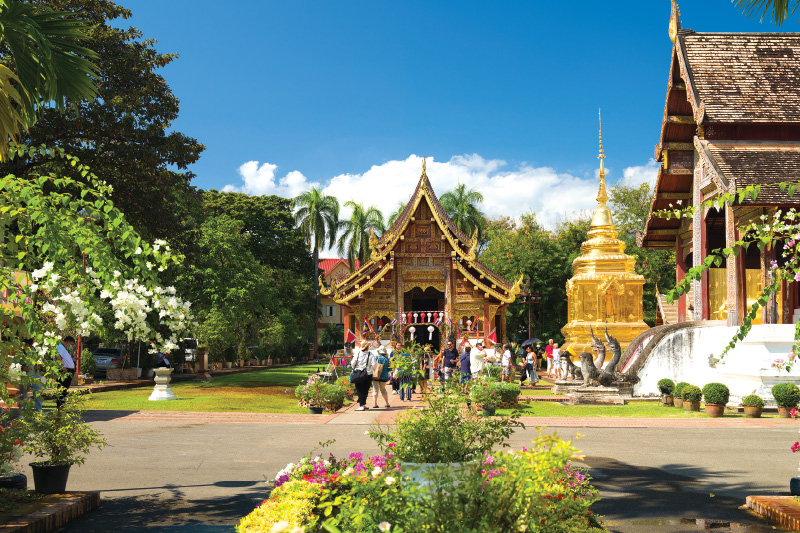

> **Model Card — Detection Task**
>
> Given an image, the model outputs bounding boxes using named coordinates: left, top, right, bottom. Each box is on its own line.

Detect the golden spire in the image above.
left=422, top=156, right=427, bottom=177
left=669, top=0, right=681, bottom=44
left=597, top=109, right=608, bottom=205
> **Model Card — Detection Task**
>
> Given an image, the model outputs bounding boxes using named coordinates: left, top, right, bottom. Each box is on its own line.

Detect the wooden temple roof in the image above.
left=640, top=28, right=800, bottom=249
left=320, top=167, right=522, bottom=304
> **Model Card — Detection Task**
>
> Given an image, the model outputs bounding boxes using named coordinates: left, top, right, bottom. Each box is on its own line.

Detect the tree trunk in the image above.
left=313, top=244, right=319, bottom=360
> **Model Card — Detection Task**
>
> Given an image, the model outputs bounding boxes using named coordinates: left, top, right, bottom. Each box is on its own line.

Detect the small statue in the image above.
left=589, top=327, right=606, bottom=370
left=602, top=326, right=622, bottom=374
left=563, top=351, right=583, bottom=381
left=580, top=351, right=615, bottom=387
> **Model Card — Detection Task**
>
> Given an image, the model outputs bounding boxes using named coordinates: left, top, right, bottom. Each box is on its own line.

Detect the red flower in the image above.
left=791, top=441, right=800, bottom=453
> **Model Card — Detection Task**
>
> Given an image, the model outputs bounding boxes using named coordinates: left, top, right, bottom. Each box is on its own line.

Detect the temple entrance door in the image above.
left=403, top=325, right=441, bottom=351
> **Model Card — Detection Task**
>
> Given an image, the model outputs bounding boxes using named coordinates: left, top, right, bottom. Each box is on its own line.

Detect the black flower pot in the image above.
left=0, top=472, right=26, bottom=490
left=309, top=406, right=324, bottom=414
left=30, top=462, right=71, bottom=494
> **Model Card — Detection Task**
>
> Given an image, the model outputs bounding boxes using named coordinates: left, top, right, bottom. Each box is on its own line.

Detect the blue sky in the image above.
left=118, top=0, right=799, bottom=227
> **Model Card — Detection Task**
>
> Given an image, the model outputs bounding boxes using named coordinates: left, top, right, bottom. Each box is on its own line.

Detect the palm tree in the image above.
left=440, top=183, right=486, bottom=242
left=0, top=0, right=99, bottom=159
left=386, top=201, right=406, bottom=227
left=734, top=0, right=798, bottom=24
left=293, top=187, right=340, bottom=359
left=337, top=201, right=385, bottom=270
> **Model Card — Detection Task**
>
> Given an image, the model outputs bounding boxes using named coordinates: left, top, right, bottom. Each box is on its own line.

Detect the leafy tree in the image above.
left=319, top=323, right=343, bottom=355
left=734, top=0, right=799, bottom=24
left=608, top=183, right=676, bottom=325
left=440, top=183, right=486, bottom=241
left=386, top=201, right=405, bottom=227
left=293, top=186, right=340, bottom=359
left=0, top=0, right=98, bottom=159
left=337, top=201, right=384, bottom=270
left=3, top=0, right=204, bottom=241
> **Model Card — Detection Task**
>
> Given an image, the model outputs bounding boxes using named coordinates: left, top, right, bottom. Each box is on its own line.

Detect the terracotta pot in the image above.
left=662, top=395, right=674, bottom=406
left=778, top=406, right=794, bottom=418
left=683, top=400, right=701, bottom=411
left=744, top=406, right=762, bottom=418
left=704, top=403, right=725, bottom=417
left=674, top=398, right=684, bottom=408
left=223, top=361, right=232, bottom=369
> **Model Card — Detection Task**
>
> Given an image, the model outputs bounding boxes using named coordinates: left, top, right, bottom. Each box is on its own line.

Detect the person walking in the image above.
left=419, top=346, right=432, bottom=395
left=459, top=344, right=472, bottom=385
left=441, top=340, right=459, bottom=382
left=501, top=344, right=513, bottom=383
left=351, top=341, right=374, bottom=411
left=553, top=343, right=562, bottom=380
left=398, top=348, right=414, bottom=402
left=544, top=339, right=554, bottom=378
left=372, top=346, right=391, bottom=409
left=470, top=342, right=484, bottom=378
left=524, top=345, right=538, bottom=386
left=55, top=336, right=76, bottom=409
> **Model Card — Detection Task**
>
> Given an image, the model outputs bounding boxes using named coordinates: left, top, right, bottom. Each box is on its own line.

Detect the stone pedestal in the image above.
left=195, top=348, right=211, bottom=381
left=149, top=368, right=177, bottom=401
left=551, top=380, right=584, bottom=395
left=565, top=386, right=625, bottom=405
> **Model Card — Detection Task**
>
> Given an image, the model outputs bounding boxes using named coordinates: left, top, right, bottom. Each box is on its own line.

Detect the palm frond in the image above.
left=734, top=0, right=799, bottom=24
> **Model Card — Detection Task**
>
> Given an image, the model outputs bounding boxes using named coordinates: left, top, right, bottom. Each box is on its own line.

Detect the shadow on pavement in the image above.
left=55, top=485, right=268, bottom=532
left=585, top=456, right=786, bottom=532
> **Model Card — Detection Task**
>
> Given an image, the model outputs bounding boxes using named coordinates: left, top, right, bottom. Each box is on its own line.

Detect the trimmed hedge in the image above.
left=674, top=381, right=690, bottom=397
left=742, top=394, right=764, bottom=408
left=490, top=382, right=522, bottom=403
left=681, top=385, right=702, bottom=402
left=657, top=378, right=675, bottom=395
left=772, top=383, right=800, bottom=408
left=702, top=382, right=730, bottom=405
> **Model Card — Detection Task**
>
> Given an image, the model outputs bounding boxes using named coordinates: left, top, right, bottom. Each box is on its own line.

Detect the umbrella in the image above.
left=520, top=338, right=542, bottom=348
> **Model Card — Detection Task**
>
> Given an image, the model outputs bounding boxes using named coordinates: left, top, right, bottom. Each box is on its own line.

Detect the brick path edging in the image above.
left=0, top=492, right=100, bottom=533
left=747, top=495, right=800, bottom=530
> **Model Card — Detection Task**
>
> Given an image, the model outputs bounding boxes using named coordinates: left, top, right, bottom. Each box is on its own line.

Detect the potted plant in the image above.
left=368, top=379, right=522, bottom=485
left=657, top=378, right=675, bottom=406
left=470, top=376, right=498, bottom=416
left=742, top=394, right=764, bottom=418
left=80, top=353, right=97, bottom=384
left=681, top=385, right=702, bottom=411
left=19, top=393, right=106, bottom=493
left=673, top=381, right=689, bottom=408
left=701, top=382, right=729, bottom=417
left=295, top=375, right=345, bottom=414
left=772, top=383, right=800, bottom=417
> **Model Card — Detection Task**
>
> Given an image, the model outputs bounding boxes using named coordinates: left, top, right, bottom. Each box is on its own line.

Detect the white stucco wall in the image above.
left=634, top=324, right=800, bottom=405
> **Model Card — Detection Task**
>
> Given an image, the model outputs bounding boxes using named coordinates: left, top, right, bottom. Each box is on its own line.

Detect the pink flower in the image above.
left=791, top=441, right=800, bottom=453
left=792, top=408, right=799, bottom=419
left=794, top=271, right=800, bottom=282
left=388, top=443, right=396, bottom=448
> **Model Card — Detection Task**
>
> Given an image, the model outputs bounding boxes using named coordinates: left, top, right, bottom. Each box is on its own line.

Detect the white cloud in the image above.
left=221, top=153, right=661, bottom=253
left=621, top=158, right=660, bottom=188
left=222, top=161, right=311, bottom=198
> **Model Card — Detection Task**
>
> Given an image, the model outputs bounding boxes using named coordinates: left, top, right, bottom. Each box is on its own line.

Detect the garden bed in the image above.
left=0, top=491, right=99, bottom=532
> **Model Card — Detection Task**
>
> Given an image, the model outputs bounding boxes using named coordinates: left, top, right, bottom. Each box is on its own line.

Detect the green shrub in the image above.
left=657, top=378, right=675, bottom=395
left=701, top=383, right=730, bottom=405
left=295, top=376, right=345, bottom=410
left=742, top=394, right=764, bottom=408
left=334, top=375, right=355, bottom=399
left=491, top=382, right=522, bottom=403
left=681, top=385, right=702, bottom=402
left=772, top=383, right=800, bottom=408
left=674, top=381, right=690, bottom=397
left=81, top=353, right=97, bottom=376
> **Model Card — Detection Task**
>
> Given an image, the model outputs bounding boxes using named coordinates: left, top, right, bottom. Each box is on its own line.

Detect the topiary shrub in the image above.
left=490, top=382, right=522, bottom=403
left=742, top=394, right=764, bottom=408
left=772, top=383, right=800, bottom=408
left=674, top=381, right=690, bottom=397
left=701, top=383, right=730, bottom=405
left=681, top=385, right=702, bottom=402
left=657, top=378, right=675, bottom=395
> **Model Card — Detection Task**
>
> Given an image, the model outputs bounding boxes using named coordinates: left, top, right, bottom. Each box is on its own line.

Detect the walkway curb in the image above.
left=0, top=492, right=100, bottom=533
left=747, top=495, right=800, bottom=530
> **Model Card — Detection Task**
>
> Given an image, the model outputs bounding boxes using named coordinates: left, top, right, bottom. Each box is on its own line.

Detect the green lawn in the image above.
left=46, top=364, right=339, bottom=413
left=499, top=401, right=782, bottom=418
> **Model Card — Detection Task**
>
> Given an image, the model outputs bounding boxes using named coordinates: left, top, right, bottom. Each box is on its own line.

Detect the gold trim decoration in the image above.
left=319, top=274, right=333, bottom=296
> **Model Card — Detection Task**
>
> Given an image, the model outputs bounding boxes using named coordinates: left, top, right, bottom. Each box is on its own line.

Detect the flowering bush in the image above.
left=295, top=375, right=345, bottom=410
left=239, top=433, right=601, bottom=532
left=469, top=376, right=498, bottom=406
left=335, top=375, right=355, bottom=400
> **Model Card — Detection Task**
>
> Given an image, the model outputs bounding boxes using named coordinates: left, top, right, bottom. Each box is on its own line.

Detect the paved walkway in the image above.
left=30, top=398, right=794, bottom=532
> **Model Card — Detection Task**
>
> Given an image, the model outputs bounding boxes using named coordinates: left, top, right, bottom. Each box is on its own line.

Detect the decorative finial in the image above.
left=422, top=156, right=427, bottom=177
left=669, top=0, right=681, bottom=44
left=597, top=109, right=608, bottom=205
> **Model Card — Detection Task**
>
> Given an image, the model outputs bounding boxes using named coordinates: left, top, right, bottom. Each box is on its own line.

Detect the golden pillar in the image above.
left=561, top=112, right=649, bottom=356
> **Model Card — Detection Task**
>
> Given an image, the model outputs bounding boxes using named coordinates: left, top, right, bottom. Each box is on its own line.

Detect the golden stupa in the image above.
left=561, top=112, right=649, bottom=357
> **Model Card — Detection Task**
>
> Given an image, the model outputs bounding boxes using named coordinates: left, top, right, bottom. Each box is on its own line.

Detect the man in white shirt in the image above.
left=55, top=336, right=76, bottom=409
left=501, top=344, right=513, bottom=383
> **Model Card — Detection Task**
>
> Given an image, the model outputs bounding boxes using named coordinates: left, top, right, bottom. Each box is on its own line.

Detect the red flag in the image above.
left=344, top=329, right=357, bottom=344
left=488, top=328, right=497, bottom=344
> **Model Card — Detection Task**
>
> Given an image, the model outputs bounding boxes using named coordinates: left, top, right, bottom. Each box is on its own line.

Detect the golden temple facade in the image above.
left=561, top=118, right=649, bottom=356
left=319, top=162, right=522, bottom=351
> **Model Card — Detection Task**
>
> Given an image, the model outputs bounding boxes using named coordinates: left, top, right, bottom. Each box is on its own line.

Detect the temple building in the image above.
left=638, top=2, right=800, bottom=327
left=319, top=162, right=522, bottom=351
left=561, top=121, right=649, bottom=356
